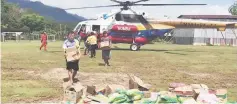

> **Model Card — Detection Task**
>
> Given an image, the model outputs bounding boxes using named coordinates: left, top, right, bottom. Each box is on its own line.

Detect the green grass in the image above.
left=1, top=41, right=237, bottom=103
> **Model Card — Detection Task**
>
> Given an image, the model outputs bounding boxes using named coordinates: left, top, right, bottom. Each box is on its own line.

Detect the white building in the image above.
left=173, top=28, right=237, bottom=46
left=172, top=15, right=237, bottom=46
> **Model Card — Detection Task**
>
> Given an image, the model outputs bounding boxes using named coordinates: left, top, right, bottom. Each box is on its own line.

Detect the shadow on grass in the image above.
left=63, top=78, right=80, bottom=83
left=47, top=50, right=63, bottom=53
left=110, top=46, right=203, bottom=53
left=164, top=52, right=187, bottom=55
left=98, top=63, right=105, bottom=66
left=111, top=48, right=169, bottom=52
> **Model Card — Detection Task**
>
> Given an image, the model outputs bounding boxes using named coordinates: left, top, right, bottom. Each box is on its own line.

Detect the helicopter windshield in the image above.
left=115, top=13, right=144, bottom=23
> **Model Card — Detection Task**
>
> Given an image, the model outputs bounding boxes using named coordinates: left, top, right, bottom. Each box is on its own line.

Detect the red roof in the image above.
left=178, top=15, right=237, bottom=19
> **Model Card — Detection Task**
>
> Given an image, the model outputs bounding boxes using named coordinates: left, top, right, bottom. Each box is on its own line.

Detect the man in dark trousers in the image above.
left=40, top=32, right=48, bottom=51
left=86, top=31, right=97, bottom=58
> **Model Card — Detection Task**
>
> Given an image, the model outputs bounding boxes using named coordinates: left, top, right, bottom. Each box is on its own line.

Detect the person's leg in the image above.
left=84, top=42, right=88, bottom=55
left=72, top=70, right=77, bottom=83
left=88, top=45, right=91, bottom=55
left=40, top=43, right=44, bottom=50
left=104, top=58, right=109, bottom=66
left=72, top=60, right=79, bottom=83
left=106, top=50, right=111, bottom=66
left=84, top=47, right=87, bottom=55
left=90, top=45, right=94, bottom=58
left=94, top=45, right=96, bottom=58
left=44, top=42, right=47, bottom=51
left=106, top=59, right=110, bottom=66
left=68, top=69, right=73, bottom=85
left=103, top=59, right=107, bottom=66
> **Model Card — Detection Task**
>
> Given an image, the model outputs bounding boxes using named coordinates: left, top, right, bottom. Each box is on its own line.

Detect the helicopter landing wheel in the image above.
left=130, top=43, right=140, bottom=51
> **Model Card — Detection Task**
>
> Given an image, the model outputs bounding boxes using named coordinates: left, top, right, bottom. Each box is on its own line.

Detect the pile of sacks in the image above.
left=166, top=83, right=229, bottom=104
left=63, top=76, right=235, bottom=104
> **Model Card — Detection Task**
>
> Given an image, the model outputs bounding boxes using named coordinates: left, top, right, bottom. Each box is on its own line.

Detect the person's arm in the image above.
left=75, top=40, right=81, bottom=58
left=63, top=41, right=67, bottom=56
left=40, top=34, right=43, bottom=42
left=109, top=37, right=112, bottom=47
left=46, top=34, right=48, bottom=40
left=86, top=36, right=90, bottom=43
left=77, top=46, right=81, bottom=59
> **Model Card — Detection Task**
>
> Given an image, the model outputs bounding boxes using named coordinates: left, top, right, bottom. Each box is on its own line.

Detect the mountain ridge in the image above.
left=6, top=0, right=87, bottom=22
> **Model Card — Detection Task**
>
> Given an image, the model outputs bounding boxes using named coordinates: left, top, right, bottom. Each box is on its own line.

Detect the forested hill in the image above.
left=6, top=0, right=86, bottom=22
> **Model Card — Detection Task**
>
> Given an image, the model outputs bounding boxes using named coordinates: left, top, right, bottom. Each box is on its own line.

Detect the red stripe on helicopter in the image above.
left=111, top=25, right=138, bottom=32
left=135, top=37, right=148, bottom=44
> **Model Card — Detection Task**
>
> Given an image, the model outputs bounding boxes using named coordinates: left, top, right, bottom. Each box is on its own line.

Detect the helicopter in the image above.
left=66, top=0, right=237, bottom=51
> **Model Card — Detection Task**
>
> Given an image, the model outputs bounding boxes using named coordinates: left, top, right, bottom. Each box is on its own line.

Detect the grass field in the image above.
left=1, top=41, right=237, bottom=103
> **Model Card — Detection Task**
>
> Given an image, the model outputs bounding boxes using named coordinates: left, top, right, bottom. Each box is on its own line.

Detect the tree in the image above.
left=1, top=0, right=23, bottom=29
left=229, top=1, right=237, bottom=15
left=21, top=14, right=45, bottom=32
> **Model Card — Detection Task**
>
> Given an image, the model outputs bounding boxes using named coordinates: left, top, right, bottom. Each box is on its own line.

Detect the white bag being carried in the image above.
left=100, top=41, right=110, bottom=49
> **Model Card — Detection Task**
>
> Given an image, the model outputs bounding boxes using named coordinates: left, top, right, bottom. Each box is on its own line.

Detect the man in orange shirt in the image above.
left=40, top=32, right=48, bottom=51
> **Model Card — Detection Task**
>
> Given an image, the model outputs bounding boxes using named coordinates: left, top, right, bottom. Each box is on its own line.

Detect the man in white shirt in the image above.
left=63, top=32, right=81, bottom=85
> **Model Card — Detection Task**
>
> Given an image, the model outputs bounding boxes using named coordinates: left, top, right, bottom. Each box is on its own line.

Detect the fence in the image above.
left=1, top=32, right=66, bottom=42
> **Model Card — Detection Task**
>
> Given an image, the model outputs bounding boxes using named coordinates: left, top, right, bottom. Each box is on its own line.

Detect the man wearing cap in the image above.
left=86, top=31, right=97, bottom=58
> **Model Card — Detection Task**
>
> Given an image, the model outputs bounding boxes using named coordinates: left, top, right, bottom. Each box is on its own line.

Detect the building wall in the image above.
left=172, top=18, right=237, bottom=46
left=172, top=28, right=237, bottom=46
left=193, top=29, right=237, bottom=46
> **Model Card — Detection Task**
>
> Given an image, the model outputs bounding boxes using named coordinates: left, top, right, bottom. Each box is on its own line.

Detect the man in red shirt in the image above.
left=40, top=32, right=48, bottom=51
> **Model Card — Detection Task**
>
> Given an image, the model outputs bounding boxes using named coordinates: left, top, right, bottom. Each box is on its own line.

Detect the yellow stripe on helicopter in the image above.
left=136, top=24, right=175, bottom=31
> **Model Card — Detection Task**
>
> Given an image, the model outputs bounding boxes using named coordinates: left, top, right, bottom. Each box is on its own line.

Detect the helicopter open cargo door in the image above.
left=92, top=25, right=100, bottom=33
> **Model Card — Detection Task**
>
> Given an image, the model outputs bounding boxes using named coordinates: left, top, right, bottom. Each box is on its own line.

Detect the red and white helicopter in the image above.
left=66, top=0, right=236, bottom=51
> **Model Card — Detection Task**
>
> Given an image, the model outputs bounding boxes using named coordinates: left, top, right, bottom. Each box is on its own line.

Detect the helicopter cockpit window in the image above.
left=75, top=24, right=81, bottom=32
left=121, top=14, right=141, bottom=23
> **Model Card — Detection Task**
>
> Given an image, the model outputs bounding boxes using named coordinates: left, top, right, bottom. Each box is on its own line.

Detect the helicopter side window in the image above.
left=79, top=24, right=86, bottom=33
left=115, top=13, right=122, bottom=21
left=75, top=24, right=81, bottom=32
left=92, top=25, right=100, bottom=33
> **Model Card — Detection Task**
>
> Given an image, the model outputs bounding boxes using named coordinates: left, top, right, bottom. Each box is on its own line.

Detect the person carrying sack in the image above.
left=63, top=32, right=81, bottom=85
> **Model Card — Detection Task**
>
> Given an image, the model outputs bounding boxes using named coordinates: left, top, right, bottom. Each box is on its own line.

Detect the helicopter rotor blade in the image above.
left=133, top=3, right=207, bottom=6
left=110, top=0, right=123, bottom=4
left=132, top=0, right=149, bottom=4
left=64, top=5, right=120, bottom=10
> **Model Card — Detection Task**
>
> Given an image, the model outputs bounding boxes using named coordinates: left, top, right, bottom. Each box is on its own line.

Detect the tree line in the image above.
left=229, top=1, right=237, bottom=15
left=1, top=0, right=77, bottom=40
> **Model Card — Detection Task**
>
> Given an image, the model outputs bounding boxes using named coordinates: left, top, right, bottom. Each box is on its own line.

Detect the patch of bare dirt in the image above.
left=40, top=68, right=130, bottom=88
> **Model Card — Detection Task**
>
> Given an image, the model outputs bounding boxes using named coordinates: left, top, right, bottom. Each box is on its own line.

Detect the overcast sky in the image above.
left=30, top=0, right=235, bottom=19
